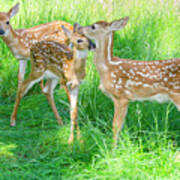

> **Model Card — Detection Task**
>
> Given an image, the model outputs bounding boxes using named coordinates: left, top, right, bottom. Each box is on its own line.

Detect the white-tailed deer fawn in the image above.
left=78, top=17, right=180, bottom=145
left=0, top=3, right=72, bottom=88
left=10, top=24, right=96, bottom=143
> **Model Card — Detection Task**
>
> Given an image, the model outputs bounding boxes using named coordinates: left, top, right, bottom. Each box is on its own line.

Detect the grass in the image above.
left=0, top=0, right=180, bottom=179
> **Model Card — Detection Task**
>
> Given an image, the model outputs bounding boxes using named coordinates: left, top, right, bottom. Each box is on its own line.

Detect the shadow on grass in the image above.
left=0, top=86, right=113, bottom=179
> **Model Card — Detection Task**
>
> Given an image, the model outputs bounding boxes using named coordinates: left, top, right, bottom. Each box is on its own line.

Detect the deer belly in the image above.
left=135, top=93, right=170, bottom=103
left=44, top=70, right=59, bottom=80
left=129, top=88, right=170, bottom=103
left=123, top=80, right=171, bottom=103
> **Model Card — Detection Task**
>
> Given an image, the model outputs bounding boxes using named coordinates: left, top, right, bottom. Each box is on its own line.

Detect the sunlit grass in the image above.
left=0, top=143, right=16, bottom=160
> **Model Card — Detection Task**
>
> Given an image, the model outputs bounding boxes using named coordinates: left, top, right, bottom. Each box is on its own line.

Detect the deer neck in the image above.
left=73, top=48, right=87, bottom=69
left=94, top=32, right=114, bottom=74
left=2, top=26, right=19, bottom=47
left=2, top=26, right=29, bottom=59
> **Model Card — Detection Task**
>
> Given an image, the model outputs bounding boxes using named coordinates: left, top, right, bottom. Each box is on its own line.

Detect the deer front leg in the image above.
left=64, top=85, right=71, bottom=102
left=42, top=79, right=63, bottom=125
left=112, top=97, right=129, bottom=146
left=18, top=60, right=27, bottom=88
left=68, top=86, right=80, bottom=144
left=11, top=73, right=44, bottom=126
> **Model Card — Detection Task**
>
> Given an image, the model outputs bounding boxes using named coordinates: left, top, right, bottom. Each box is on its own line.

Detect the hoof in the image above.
left=175, top=152, right=180, bottom=162
left=77, top=134, right=83, bottom=144
left=78, top=138, right=84, bottom=144
left=10, top=120, right=16, bottom=126
left=68, top=136, right=74, bottom=144
left=57, top=119, right=63, bottom=126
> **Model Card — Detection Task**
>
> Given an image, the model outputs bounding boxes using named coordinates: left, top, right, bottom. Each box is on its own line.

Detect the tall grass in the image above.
left=0, top=0, right=180, bottom=179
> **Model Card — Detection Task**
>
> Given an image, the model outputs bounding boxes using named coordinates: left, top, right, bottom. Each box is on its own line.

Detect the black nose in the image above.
left=92, top=42, right=96, bottom=49
left=77, top=39, right=83, bottom=43
left=0, top=29, right=5, bottom=35
left=88, top=40, right=96, bottom=50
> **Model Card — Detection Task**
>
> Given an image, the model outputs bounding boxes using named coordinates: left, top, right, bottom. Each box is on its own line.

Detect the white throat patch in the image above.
left=4, top=29, right=10, bottom=37
left=107, top=32, right=123, bottom=65
left=76, top=50, right=88, bottom=59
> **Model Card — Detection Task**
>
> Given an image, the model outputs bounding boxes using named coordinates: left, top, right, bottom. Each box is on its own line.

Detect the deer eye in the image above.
left=6, top=21, right=9, bottom=25
left=77, top=39, right=83, bottom=43
left=91, top=25, right=95, bottom=30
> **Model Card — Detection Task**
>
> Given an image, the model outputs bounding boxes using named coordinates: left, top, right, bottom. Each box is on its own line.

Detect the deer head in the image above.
left=0, top=3, right=19, bottom=37
left=78, top=17, right=129, bottom=43
left=62, top=23, right=96, bottom=52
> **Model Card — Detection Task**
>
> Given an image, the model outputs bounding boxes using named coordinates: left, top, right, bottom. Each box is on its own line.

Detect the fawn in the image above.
left=10, top=24, right=96, bottom=143
left=78, top=17, right=180, bottom=145
left=0, top=3, right=72, bottom=89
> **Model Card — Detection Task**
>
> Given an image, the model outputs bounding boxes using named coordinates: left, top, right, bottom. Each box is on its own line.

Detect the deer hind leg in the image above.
left=10, top=72, right=44, bottom=126
left=42, top=79, right=63, bottom=125
left=68, top=86, right=80, bottom=144
left=18, top=60, right=27, bottom=88
left=112, top=98, right=129, bottom=146
left=169, top=93, right=180, bottom=111
left=40, top=80, right=45, bottom=91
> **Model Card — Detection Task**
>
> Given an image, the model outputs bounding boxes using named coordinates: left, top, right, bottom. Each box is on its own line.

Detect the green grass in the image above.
left=0, top=0, right=180, bottom=179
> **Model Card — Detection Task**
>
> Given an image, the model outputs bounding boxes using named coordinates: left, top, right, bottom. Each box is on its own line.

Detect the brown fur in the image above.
left=10, top=29, right=93, bottom=144
left=79, top=17, right=180, bottom=146
left=0, top=4, right=73, bottom=89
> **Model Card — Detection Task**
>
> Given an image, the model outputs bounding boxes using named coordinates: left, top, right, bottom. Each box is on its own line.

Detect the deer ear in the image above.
left=109, top=17, right=129, bottom=31
left=8, top=3, right=20, bottom=18
left=61, top=25, right=72, bottom=38
left=73, top=23, right=81, bottom=33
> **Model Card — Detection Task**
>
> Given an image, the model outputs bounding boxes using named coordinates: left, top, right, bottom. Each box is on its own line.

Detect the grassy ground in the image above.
left=0, top=0, right=180, bottom=179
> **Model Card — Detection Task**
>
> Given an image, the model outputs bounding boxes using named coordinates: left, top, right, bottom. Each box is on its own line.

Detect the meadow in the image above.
left=0, top=0, right=180, bottom=179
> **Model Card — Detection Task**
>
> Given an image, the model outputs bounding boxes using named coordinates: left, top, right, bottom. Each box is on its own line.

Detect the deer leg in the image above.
left=112, top=98, right=129, bottom=146
left=68, top=86, right=80, bottom=144
left=18, top=60, right=27, bottom=88
left=42, top=79, right=63, bottom=125
left=64, top=85, right=71, bottom=102
left=170, top=94, right=180, bottom=111
left=11, top=73, right=44, bottom=126
left=40, top=80, right=44, bottom=91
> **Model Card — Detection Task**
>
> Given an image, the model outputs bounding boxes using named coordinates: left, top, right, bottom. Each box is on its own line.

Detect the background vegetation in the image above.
left=0, top=0, right=180, bottom=179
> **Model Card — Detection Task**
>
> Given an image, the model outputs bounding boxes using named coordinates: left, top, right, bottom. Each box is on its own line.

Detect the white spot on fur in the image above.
left=164, top=77, right=168, bottom=82
left=169, top=72, right=176, bottom=77
left=115, top=84, right=122, bottom=89
left=122, top=70, right=126, bottom=74
left=136, top=71, right=150, bottom=78
left=111, top=72, right=116, bottom=78
left=118, top=78, right=122, bottom=84
left=129, top=69, right=135, bottom=76
left=143, top=84, right=152, bottom=88
left=136, top=81, right=143, bottom=86
left=125, top=90, right=131, bottom=96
